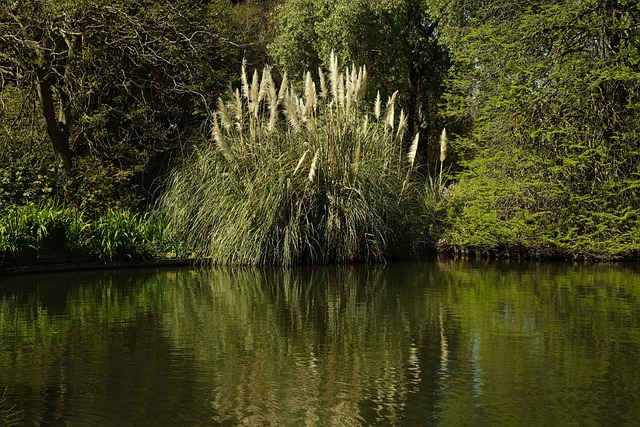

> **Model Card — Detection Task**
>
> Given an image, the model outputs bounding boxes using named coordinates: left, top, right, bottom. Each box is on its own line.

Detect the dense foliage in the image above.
left=0, top=202, right=179, bottom=264
left=435, top=0, right=640, bottom=259
left=2, top=0, right=640, bottom=264
left=0, top=0, right=261, bottom=211
left=270, top=0, right=450, bottom=163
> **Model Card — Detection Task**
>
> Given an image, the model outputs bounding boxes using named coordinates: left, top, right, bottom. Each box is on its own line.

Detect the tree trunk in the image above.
left=36, top=67, right=73, bottom=172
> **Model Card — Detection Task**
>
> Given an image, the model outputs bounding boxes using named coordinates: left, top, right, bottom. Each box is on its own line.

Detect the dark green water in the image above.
left=1, top=260, right=640, bottom=426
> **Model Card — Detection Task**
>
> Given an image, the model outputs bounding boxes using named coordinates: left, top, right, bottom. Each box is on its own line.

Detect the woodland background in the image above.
left=1, top=0, right=639, bottom=261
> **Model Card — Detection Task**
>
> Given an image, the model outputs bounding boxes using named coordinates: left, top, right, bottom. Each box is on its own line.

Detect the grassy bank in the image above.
left=0, top=202, right=180, bottom=267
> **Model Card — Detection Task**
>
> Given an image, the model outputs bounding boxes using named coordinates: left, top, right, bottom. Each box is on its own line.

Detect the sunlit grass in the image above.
left=0, top=202, right=180, bottom=264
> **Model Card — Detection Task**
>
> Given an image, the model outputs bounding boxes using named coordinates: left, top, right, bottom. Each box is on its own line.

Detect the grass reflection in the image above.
left=161, top=266, right=438, bottom=425
left=0, top=387, right=23, bottom=426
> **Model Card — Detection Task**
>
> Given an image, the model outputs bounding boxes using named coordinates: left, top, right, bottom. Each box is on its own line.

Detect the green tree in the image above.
left=435, top=0, right=640, bottom=259
left=270, top=0, right=450, bottom=162
left=227, top=0, right=282, bottom=70
left=0, top=0, right=242, bottom=209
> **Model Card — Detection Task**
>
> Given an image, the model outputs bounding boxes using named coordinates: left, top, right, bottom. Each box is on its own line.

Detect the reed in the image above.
left=160, top=55, right=427, bottom=265
left=439, top=128, right=448, bottom=188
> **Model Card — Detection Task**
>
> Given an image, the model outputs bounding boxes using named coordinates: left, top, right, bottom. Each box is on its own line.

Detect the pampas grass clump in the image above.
left=161, top=53, right=425, bottom=265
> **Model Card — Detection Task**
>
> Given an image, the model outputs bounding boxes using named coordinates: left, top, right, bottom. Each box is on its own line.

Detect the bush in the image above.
left=161, top=54, right=431, bottom=265
left=0, top=202, right=73, bottom=257
left=81, top=208, right=176, bottom=261
left=438, top=148, right=640, bottom=260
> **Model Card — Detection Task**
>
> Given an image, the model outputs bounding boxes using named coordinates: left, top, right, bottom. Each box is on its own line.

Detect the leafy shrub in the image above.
left=439, top=148, right=640, bottom=260
left=161, top=54, right=430, bottom=265
left=0, top=202, right=72, bottom=257
left=0, top=202, right=179, bottom=264
left=82, top=208, right=175, bottom=261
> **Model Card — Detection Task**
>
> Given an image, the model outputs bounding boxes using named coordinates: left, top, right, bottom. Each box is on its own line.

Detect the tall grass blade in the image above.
left=294, top=150, right=309, bottom=175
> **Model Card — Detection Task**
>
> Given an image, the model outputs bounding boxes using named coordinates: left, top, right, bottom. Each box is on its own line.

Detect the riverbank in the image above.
left=0, top=257, right=197, bottom=277
left=0, top=202, right=183, bottom=275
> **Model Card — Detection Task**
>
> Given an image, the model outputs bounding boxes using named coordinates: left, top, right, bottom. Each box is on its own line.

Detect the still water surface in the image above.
left=1, top=260, right=640, bottom=426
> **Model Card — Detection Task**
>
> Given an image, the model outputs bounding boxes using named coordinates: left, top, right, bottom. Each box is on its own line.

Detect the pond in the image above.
left=1, top=260, right=640, bottom=426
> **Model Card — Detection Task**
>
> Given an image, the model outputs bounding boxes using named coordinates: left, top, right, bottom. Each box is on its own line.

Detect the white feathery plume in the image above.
left=385, top=91, right=398, bottom=129
left=439, top=128, right=448, bottom=188
left=258, top=66, right=271, bottom=105
left=250, top=69, right=259, bottom=116
left=374, top=91, right=381, bottom=121
left=338, top=73, right=345, bottom=106
left=408, top=132, right=419, bottom=168
left=283, top=95, right=301, bottom=133
left=396, top=109, right=407, bottom=139
left=278, top=73, right=289, bottom=101
left=305, top=71, right=317, bottom=115
left=357, top=65, right=367, bottom=99
left=241, top=60, right=249, bottom=100
left=319, top=67, right=328, bottom=99
left=330, top=50, right=339, bottom=103
left=212, top=113, right=234, bottom=161
left=217, top=97, right=232, bottom=131
left=308, top=149, right=320, bottom=182
left=440, top=128, right=448, bottom=163
left=349, top=64, right=357, bottom=99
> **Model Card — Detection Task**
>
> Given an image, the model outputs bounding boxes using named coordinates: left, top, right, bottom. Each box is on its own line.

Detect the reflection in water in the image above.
left=1, top=261, right=640, bottom=425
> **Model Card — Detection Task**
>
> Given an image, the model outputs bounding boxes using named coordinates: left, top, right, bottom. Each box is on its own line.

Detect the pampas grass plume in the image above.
left=212, top=113, right=234, bottom=161
left=408, top=132, right=419, bottom=168
left=217, top=98, right=232, bottom=131
left=241, top=60, right=249, bottom=100
left=385, top=91, right=398, bottom=129
left=440, top=128, right=448, bottom=163
left=308, top=150, right=319, bottom=182
left=319, top=67, right=328, bottom=99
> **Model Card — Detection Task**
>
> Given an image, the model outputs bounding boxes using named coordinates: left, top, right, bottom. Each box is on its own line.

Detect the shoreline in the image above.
left=0, top=258, right=198, bottom=277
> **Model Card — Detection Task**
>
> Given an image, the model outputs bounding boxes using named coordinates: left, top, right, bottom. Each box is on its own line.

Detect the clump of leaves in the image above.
left=0, top=201, right=72, bottom=257
left=80, top=208, right=177, bottom=261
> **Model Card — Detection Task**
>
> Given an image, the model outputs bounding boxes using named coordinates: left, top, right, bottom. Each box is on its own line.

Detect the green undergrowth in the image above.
left=0, top=202, right=180, bottom=265
left=161, top=55, right=438, bottom=265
